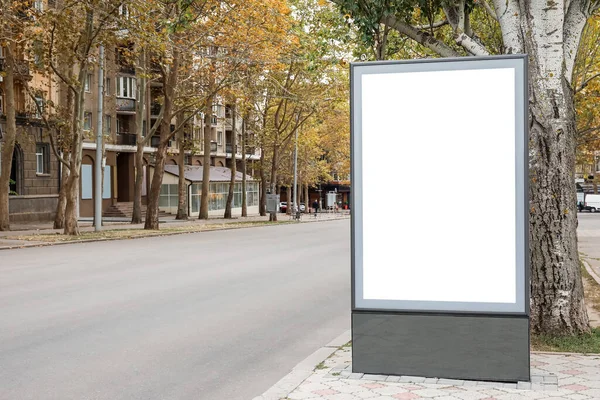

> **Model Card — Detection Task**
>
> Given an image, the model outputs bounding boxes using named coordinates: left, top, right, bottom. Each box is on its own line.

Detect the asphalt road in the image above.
left=0, top=219, right=351, bottom=400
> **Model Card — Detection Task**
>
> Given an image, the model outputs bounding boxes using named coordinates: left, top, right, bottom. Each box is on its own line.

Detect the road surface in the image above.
left=0, top=219, right=350, bottom=400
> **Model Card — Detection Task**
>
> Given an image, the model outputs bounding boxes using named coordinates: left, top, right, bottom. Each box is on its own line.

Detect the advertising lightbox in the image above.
left=350, top=55, right=530, bottom=382
left=352, top=56, right=528, bottom=315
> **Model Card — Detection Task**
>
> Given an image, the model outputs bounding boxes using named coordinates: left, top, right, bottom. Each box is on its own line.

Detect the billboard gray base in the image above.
left=352, top=311, right=530, bottom=382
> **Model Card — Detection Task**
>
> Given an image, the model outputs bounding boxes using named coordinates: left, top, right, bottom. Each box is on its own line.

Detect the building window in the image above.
left=84, top=112, right=92, bottom=131
left=104, top=115, right=111, bottom=135
left=34, top=95, right=44, bottom=118
left=217, top=131, right=223, bottom=145
left=105, top=78, right=111, bottom=96
left=117, top=76, right=136, bottom=99
left=118, top=4, right=129, bottom=18
left=36, top=143, right=50, bottom=174
left=85, top=73, right=92, bottom=92
left=185, top=154, right=192, bottom=165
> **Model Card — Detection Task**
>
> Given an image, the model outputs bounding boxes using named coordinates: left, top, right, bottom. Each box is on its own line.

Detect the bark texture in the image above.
left=176, top=114, right=188, bottom=220
left=241, top=116, right=248, bottom=217
left=0, top=45, right=17, bottom=231
left=224, top=102, right=236, bottom=219
left=519, top=0, right=592, bottom=334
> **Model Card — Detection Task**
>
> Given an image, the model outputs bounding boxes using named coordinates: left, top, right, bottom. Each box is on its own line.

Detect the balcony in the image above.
left=117, top=133, right=137, bottom=146
left=210, top=141, right=217, bottom=153
left=119, top=64, right=135, bottom=75
left=116, top=97, right=136, bottom=114
left=226, top=143, right=233, bottom=154
left=150, top=103, right=162, bottom=116
left=0, top=58, right=32, bottom=79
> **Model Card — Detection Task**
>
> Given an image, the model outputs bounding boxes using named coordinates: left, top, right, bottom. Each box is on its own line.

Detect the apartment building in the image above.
left=2, top=0, right=262, bottom=223
left=0, top=43, right=62, bottom=222
left=78, top=46, right=261, bottom=219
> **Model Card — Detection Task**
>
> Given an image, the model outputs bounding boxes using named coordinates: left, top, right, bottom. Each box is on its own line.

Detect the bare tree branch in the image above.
left=476, top=0, right=498, bottom=21
left=382, top=15, right=461, bottom=58
left=455, top=32, right=491, bottom=55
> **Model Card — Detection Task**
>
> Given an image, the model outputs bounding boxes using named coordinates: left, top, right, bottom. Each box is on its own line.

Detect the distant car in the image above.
left=279, top=202, right=287, bottom=212
left=299, top=203, right=305, bottom=212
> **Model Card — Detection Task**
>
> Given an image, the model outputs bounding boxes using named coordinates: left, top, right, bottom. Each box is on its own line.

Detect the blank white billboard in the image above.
left=352, top=56, right=527, bottom=314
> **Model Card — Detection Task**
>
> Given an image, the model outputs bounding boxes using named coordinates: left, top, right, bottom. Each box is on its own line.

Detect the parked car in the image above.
left=299, top=203, right=305, bottom=212
left=585, top=194, right=600, bottom=212
left=279, top=202, right=287, bottom=212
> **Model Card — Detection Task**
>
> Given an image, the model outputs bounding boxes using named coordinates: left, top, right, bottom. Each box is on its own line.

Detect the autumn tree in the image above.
left=573, top=12, right=600, bottom=181
left=0, top=0, right=23, bottom=231
left=335, top=0, right=600, bottom=335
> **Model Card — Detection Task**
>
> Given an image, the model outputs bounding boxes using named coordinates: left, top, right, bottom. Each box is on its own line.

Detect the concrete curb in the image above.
left=583, top=258, right=600, bottom=286
left=253, top=329, right=351, bottom=400
left=0, top=216, right=350, bottom=251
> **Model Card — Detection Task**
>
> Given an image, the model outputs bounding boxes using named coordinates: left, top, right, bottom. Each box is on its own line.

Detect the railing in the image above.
left=117, top=133, right=137, bottom=146
left=150, top=103, right=162, bottom=116
left=210, top=141, right=217, bottom=153
left=0, top=58, right=31, bottom=77
left=119, top=64, right=135, bottom=75
left=116, top=97, right=136, bottom=112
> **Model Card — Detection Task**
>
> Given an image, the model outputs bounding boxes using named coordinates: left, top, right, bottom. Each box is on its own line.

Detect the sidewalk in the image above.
left=0, top=211, right=350, bottom=249
left=263, top=338, right=600, bottom=400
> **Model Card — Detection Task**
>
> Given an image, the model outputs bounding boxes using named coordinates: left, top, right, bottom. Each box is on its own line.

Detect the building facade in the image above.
left=2, top=5, right=261, bottom=223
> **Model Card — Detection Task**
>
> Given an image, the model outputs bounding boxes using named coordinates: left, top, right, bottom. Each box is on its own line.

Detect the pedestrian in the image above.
left=312, top=199, right=319, bottom=217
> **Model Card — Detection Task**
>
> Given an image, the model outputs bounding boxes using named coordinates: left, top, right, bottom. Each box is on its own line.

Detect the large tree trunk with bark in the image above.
left=132, top=141, right=145, bottom=224
left=199, top=91, right=215, bottom=219
left=54, top=153, right=70, bottom=229
left=259, top=139, right=267, bottom=216
left=0, top=46, right=17, bottom=231
left=520, top=1, right=591, bottom=334
left=176, top=114, right=187, bottom=220
left=145, top=41, right=180, bottom=230
left=132, top=51, right=148, bottom=225
left=63, top=171, right=80, bottom=235
left=304, top=183, right=309, bottom=214
left=241, top=116, right=248, bottom=217
left=224, top=102, right=237, bottom=219
left=269, top=145, right=279, bottom=221
left=63, top=78, right=86, bottom=235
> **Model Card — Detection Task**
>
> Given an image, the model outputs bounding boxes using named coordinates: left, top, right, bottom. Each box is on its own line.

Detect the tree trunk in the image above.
left=199, top=91, right=215, bottom=219
left=63, top=80, right=86, bottom=235
left=286, top=184, right=291, bottom=215
left=0, top=45, right=17, bottom=231
left=145, top=139, right=167, bottom=230
left=63, top=170, right=80, bottom=235
left=132, top=141, right=145, bottom=224
left=528, top=62, right=590, bottom=335
left=54, top=157, right=69, bottom=229
left=259, top=141, right=267, bottom=216
left=303, top=183, right=308, bottom=213
left=521, top=3, right=590, bottom=334
left=241, top=116, right=247, bottom=217
left=132, top=50, right=147, bottom=225
left=269, top=145, right=279, bottom=221
left=176, top=114, right=187, bottom=220
left=225, top=102, right=237, bottom=219
left=145, top=42, right=180, bottom=230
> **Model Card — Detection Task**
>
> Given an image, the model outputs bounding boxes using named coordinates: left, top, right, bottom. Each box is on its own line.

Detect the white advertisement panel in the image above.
left=352, top=56, right=528, bottom=314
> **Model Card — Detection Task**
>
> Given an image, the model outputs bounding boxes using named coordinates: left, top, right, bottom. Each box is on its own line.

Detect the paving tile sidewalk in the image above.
left=0, top=212, right=350, bottom=249
left=275, top=343, right=600, bottom=400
